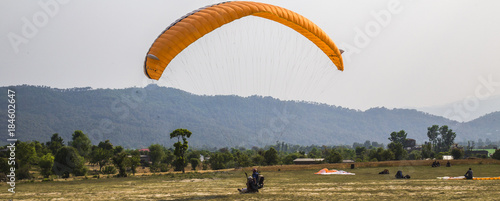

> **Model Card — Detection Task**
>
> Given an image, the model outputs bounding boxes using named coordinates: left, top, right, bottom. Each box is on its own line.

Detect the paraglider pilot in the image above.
left=238, top=168, right=264, bottom=193
left=464, top=168, right=473, bottom=179
left=395, top=170, right=410, bottom=179
left=252, top=168, right=259, bottom=184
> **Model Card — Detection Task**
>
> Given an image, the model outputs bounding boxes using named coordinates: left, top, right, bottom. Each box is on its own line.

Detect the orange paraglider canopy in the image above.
left=144, top=1, right=344, bottom=80
left=315, top=168, right=355, bottom=175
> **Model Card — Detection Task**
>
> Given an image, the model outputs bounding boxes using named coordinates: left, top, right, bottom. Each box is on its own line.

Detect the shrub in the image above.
left=112, top=152, right=128, bottom=177
left=0, top=158, right=10, bottom=176
left=450, top=148, right=464, bottom=160
left=264, top=147, right=279, bottom=165
left=102, top=166, right=117, bottom=174
left=150, top=164, right=160, bottom=173
left=39, top=153, right=55, bottom=178
left=492, top=149, right=500, bottom=160
left=251, top=154, right=265, bottom=166
left=0, top=173, right=6, bottom=182
left=73, top=165, right=89, bottom=176
left=381, top=150, right=394, bottom=161
left=325, top=151, right=343, bottom=163
left=435, top=152, right=449, bottom=160
left=202, top=161, right=208, bottom=170
left=209, top=153, right=226, bottom=170
left=17, top=165, right=33, bottom=180
left=53, top=146, right=87, bottom=177
left=408, top=150, right=422, bottom=160
left=283, top=152, right=301, bottom=165
left=190, top=158, right=200, bottom=170
left=159, top=164, right=170, bottom=172
left=150, top=163, right=169, bottom=173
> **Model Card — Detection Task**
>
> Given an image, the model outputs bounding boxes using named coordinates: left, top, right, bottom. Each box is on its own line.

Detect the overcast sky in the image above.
left=1, top=0, right=499, bottom=120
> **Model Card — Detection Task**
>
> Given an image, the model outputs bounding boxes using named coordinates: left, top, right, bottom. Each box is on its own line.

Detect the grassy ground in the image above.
left=2, top=160, right=500, bottom=200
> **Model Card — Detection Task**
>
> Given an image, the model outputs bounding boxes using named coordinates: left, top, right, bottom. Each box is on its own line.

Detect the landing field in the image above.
left=3, top=160, right=500, bottom=200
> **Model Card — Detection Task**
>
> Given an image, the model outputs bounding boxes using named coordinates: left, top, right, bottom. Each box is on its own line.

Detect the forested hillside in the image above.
left=1, top=85, right=498, bottom=148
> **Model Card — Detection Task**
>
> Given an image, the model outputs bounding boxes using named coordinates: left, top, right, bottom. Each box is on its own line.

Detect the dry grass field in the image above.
left=2, top=159, right=500, bottom=200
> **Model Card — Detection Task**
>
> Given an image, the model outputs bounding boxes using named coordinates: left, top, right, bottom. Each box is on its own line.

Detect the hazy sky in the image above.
left=1, top=0, right=499, bottom=118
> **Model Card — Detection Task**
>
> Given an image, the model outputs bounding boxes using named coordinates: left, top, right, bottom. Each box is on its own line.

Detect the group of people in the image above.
left=378, top=169, right=390, bottom=174
left=432, top=160, right=452, bottom=167
left=238, top=166, right=475, bottom=193
left=432, top=160, right=473, bottom=179
left=395, top=170, right=411, bottom=179
left=391, top=165, right=473, bottom=180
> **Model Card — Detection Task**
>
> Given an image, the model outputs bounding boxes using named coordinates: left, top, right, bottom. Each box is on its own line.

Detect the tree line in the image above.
left=1, top=125, right=500, bottom=180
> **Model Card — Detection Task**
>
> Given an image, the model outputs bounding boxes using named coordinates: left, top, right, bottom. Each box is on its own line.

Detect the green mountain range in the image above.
left=1, top=85, right=498, bottom=149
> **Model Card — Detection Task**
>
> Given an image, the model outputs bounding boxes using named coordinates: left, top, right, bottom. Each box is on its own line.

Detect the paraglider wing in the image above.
left=315, top=168, right=355, bottom=175
left=144, top=1, right=344, bottom=80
